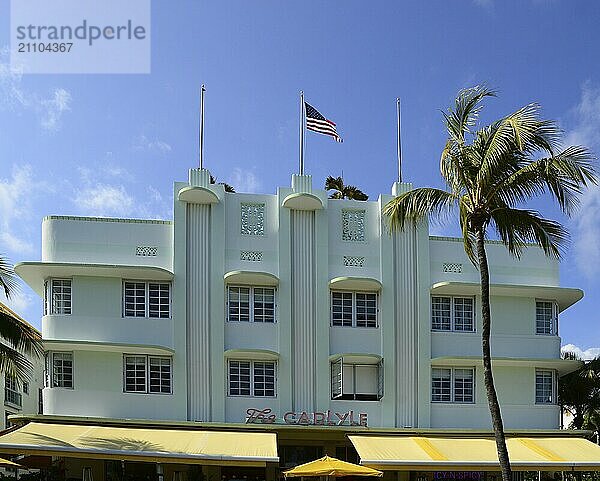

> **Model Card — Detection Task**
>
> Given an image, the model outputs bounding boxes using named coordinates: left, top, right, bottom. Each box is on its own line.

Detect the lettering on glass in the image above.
left=241, top=203, right=265, bottom=236
left=342, top=210, right=365, bottom=242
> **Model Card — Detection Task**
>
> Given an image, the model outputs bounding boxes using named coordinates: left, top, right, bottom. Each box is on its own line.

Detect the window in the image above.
left=22, top=382, right=29, bottom=395
left=227, top=360, right=276, bottom=397
left=331, top=292, right=378, bottom=328
left=123, top=355, right=172, bottom=394
left=45, top=279, right=72, bottom=315
left=226, top=286, right=276, bottom=323
left=331, top=358, right=383, bottom=401
left=4, top=375, right=21, bottom=407
left=123, top=281, right=171, bottom=318
left=536, top=300, right=558, bottom=335
left=52, top=352, right=73, bottom=388
left=431, top=368, right=474, bottom=403
left=38, top=388, right=43, bottom=415
left=535, top=370, right=556, bottom=404
left=431, top=296, right=474, bottom=332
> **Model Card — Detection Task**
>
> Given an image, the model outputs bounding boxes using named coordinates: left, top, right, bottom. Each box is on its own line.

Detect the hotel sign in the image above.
left=246, top=408, right=368, bottom=426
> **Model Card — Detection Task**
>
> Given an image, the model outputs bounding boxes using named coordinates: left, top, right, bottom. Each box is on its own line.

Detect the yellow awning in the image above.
left=284, top=456, right=383, bottom=477
left=349, top=435, right=600, bottom=471
left=0, top=456, right=22, bottom=467
left=0, top=423, right=278, bottom=466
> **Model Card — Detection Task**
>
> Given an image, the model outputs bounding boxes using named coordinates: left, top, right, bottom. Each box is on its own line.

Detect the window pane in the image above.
left=431, top=368, right=451, bottom=402
left=149, top=357, right=172, bottom=393
left=342, top=365, right=355, bottom=396
left=331, top=360, right=342, bottom=399
left=52, top=352, right=73, bottom=388
left=355, top=365, right=378, bottom=396
left=124, top=282, right=146, bottom=317
left=453, top=369, right=474, bottom=403
left=332, top=292, right=353, bottom=327
left=254, top=288, right=275, bottom=323
left=536, top=301, right=554, bottom=335
left=253, top=361, right=276, bottom=397
left=228, top=287, right=250, bottom=322
left=124, top=356, right=146, bottom=393
left=453, top=298, right=474, bottom=331
left=149, top=283, right=170, bottom=319
left=51, top=279, right=72, bottom=315
left=356, top=293, right=377, bottom=328
left=431, top=297, right=451, bottom=331
left=228, top=361, right=251, bottom=395
left=536, top=370, right=554, bottom=404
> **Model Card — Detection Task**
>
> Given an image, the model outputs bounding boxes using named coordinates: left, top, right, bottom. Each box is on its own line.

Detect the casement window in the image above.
left=226, top=286, right=276, bottom=323
left=123, top=281, right=171, bottom=318
left=536, top=300, right=558, bottom=335
left=51, top=352, right=73, bottom=388
left=535, top=370, right=556, bottom=404
left=227, top=360, right=276, bottom=397
left=431, top=367, right=475, bottom=403
left=431, top=296, right=475, bottom=332
left=44, top=279, right=72, bottom=315
left=331, top=358, right=383, bottom=401
left=123, top=355, right=172, bottom=394
left=331, top=291, right=378, bottom=328
left=4, top=374, right=21, bottom=407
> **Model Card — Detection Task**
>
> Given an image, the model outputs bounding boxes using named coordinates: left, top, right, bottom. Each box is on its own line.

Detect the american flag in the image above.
left=305, top=102, right=343, bottom=143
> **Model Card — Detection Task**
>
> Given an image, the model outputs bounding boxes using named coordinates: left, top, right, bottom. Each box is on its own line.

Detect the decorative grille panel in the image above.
left=343, top=255, right=365, bottom=267
left=136, top=246, right=158, bottom=257
left=241, top=203, right=265, bottom=236
left=443, top=262, right=463, bottom=273
left=240, top=250, right=263, bottom=262
left=342, top=210, right=365, bottom=241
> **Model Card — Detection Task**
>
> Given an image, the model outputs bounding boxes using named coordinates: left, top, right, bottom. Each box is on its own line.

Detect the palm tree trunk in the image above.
left=475, top=228, right=512, bottom=481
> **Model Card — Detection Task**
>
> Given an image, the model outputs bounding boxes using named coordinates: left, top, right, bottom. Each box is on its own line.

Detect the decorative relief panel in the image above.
left=135, top=246, right=158, bottom=257
left=341, top=210, right=365, bottom=242
left=240, top=250, right=263, bottom=262
left=240, top=203, right=265, bottom=236
left=442, top=262, right=463, bottom=273
left=343, top=255, right=365, bottom=268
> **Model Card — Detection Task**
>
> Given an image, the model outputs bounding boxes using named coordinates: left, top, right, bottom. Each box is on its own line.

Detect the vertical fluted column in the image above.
left=186, top=203, right=211, bottom=421
left=290, top=210, right=316, bottom=412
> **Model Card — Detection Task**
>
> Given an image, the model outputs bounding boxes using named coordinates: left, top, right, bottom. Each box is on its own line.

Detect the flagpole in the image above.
left=396, top=97, right=402, bottom=182
left=200, top=84, right=206, bottom=169
left=299, top=90, right=305, bottom=175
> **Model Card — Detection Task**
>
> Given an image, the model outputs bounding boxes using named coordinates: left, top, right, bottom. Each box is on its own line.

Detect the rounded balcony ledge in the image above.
left=177, top=186, right=219, bottom=205
left=281, top=192, right=324, bottom=211
left=329, top=276, right=382, bottom=292
left=224, top=349, right=280, bottom=361
left=44, top=339, right=174, bottom=356
left=329, top=353, right=382, bottom=364
left=224, top=270, right=279, bottom=286
left=431, top=356, right=582, bottom=376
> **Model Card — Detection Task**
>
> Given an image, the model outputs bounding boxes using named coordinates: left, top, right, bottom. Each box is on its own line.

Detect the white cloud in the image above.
left=228, top=167, right=262, bottom=193
left=0, top=47, right=26, bottom=109
left=73, top=184, right=135, bottom=217
left=132, top=135, right=172, bottom=154
left=0, top=289, right=34, bottom=318
left=561, top=344, right=600, bottom=361
left=39, top=88, right=71, bottom=131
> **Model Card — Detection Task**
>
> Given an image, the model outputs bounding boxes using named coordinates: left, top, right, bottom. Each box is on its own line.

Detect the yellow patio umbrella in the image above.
left=283, top=455, right=383, bottom=478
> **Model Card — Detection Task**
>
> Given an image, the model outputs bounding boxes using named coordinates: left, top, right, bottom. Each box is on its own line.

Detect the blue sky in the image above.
left=0, top=1, right=599, bottom=356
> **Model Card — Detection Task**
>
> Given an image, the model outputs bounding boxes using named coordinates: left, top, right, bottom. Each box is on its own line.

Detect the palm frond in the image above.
left=490, top=208, right=567, bottom=259
left=0, top=256, right=19, bottom=300
left=383, top=188, right=457, bottom=232
left=458, top=195, right=477, bottom=263
left=209, top=175, right=235, bottom=193
left=325, top=175, right=344, bottom=192
left=0, top=344, right=34, bottom=384
left=0, top=307, right=43, bottom=358
left=343, top=185, right=369, bottom=201
left=443, top=85, right=496, bottom=143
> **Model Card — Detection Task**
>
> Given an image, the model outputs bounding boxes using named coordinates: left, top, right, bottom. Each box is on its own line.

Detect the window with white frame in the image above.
left=51, top=352, right=73, bottom=388
left=4, top=374, right=21, bottom=407
left=44, top=279, right=72, bottom=315
left=431, top=367, right=474, bottom=403
left=331, top=291, right=378, bottom=328
left=227, top=360, right=276, bottom=397
left=535, top=370, right=556, bottom=404
left=331, top=358, right=383, bottom=401
left=431, top=296, right=474, bottom=332
left=536, top=300, right=558, bottom=335
left=226, top=286, right=276, bottom=323
left=123, top=281, right=171, bottom=318
left=123, top=355, right=172, bottom=394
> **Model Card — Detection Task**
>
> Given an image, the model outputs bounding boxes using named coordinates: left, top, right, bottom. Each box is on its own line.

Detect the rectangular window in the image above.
left=330, top=359, right=383, bottom=401
left=22, top=382, right=29, bottom=395
left=38, top=388, right=43, bottom=415
left=331, top=292, right=378, bottom=328
left=52, top=352, right=73, bottom=388
left=227, top=360, right=276, bottom=397
left=431, top=296, right=474, bottom=332
left=535, top=370, right=555, bottom=404
left=50, top=279, right=72, bottom=315
left=123, top=281, right=171, bottom=319
left=4, top=374, right=21, bottom=407
left=431, top=367, right=475, bottom=403
left=123, top=355, right=172, bottom=394
left=226, top=286, right=276, bottom=323
left=536, top=300, right=557, bottom=335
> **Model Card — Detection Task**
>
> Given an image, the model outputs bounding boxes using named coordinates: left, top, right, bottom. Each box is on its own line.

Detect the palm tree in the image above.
left=325, top=175, right=368, bottom=200
left=383, top=86, right=597, bottom=481
left=210, top=175, right=235, bottom=193
left=0, top=255, right=43, bottom=383
left=559, top=354, right=600, bottom=430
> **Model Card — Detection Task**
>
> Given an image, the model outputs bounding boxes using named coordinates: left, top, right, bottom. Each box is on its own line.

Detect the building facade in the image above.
left=16, top=169, right=582, bottom=431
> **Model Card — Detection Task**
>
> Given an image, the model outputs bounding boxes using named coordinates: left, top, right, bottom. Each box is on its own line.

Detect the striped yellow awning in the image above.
left=0, top=423, right=278, bottom=466
left=348, top=435, right=600, bottom=471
